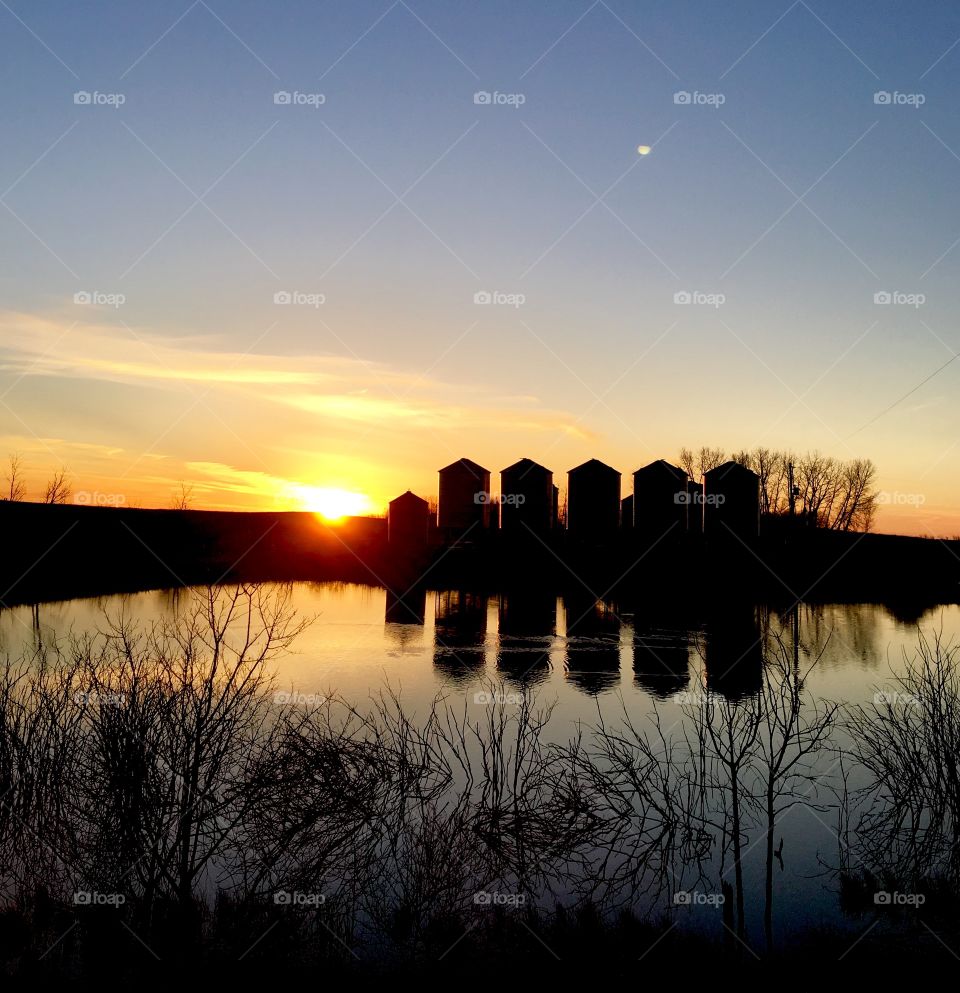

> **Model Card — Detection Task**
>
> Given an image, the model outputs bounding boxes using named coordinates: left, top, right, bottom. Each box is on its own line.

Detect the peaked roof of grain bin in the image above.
left=439, top=458, right=489, bottom=477
left=389, top=490, right=429, bottom=509
left=569, top=458, right=621, bottom=478
left=633, top=459, right=687, bottom=479
left=501, top=457, right=551, bottom=476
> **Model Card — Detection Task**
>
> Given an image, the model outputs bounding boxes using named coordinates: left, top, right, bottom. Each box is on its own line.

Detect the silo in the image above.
left=632, top=459, right=688, bottom=539
left=567, top=459, right=621, bottom=538
left=388, top=490, right=430, bottom=548
left=500, top=458, right=553, bottom=533
left=438, top=458, right=491, bottom=536
left=703, top=461, right=760, bottom=539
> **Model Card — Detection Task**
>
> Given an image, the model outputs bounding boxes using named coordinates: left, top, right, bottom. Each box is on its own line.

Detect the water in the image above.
left=2, top=582, right=957, bottom=949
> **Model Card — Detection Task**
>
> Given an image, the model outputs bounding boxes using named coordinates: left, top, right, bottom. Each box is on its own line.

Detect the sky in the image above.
left=1, top=0, right=959, bottom=535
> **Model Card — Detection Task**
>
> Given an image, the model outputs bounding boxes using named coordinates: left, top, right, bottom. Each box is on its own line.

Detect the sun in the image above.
left=291, top=486, right=373, bottom=521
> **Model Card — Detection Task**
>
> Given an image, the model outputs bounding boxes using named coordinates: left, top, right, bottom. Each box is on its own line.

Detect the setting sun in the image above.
left=290, top=485, right=373, bottom=521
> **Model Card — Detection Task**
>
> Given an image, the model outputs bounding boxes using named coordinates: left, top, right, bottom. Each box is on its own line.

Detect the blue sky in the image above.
left=1, top=0, right=959, bottom=532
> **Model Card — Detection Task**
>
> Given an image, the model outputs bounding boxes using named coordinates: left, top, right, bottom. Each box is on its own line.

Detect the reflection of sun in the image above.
left=291, top=486, right=372, bottom=522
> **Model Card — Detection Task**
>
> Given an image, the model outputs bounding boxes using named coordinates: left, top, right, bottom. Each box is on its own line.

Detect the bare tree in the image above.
left=679, top=447, right=726, bottom=482
left=43, top=468, right=71, bottom=504
left=2, top=453, right=27, bottom=501
left=170, top=481, right=195, bottom=510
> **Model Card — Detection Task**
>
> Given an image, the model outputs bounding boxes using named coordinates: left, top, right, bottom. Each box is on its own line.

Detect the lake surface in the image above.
left=2, top=581, right=957, bottom=949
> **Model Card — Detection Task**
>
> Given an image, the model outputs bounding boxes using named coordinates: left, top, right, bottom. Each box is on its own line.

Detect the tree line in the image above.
left=679, top=446, right=879, bottom=532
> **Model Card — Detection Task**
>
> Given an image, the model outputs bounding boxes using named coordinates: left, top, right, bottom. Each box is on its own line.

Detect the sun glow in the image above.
left=290, top=485, right=373, bottom=521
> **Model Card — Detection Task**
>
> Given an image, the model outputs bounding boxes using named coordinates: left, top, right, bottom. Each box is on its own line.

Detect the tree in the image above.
left=679, top=447, right=726, bottom=482
left=2, top=453, right=27, bottom=502
left=43, top=469, right=71, bottom=504
left=171, top=482, right=195, bottom=510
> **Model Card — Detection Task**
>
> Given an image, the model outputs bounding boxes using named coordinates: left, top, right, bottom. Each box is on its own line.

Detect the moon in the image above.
left=637, top=145, right=651, bottom=155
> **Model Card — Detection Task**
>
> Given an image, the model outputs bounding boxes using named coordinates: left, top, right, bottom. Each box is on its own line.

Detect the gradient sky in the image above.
left=1, top=0, right=959, bottom=534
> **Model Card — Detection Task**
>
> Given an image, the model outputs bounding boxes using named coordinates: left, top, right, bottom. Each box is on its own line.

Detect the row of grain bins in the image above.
left=389, top=457, right=760, bottom=545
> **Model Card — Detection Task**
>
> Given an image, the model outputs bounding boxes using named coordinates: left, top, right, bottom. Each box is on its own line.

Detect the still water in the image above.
left=1, top=582, right=957, bottom=945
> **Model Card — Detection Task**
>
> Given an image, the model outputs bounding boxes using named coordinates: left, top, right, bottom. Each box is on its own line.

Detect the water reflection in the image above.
left=496, top=592, right=555, bottom=686
left=564, top=595, right=622, bottom=695
left=433, top=590, right=488, bottom=683
left=702, top=604, right=764, bottom=699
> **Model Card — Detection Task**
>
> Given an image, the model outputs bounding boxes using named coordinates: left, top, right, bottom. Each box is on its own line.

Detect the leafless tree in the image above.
left=2, top=453, right=27, bottom=501
left=43, top=468, right=71, bottom=504
left=679, top=447, right=726, bottom=482
left=170, top=481, right=195, bottom=510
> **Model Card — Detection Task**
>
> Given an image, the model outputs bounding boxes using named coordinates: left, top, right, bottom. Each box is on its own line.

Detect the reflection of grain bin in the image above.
left=567, top=459, right=621, bottom=537
left=388, top=491, right=430, bottom=547
left=703, top=461, right=760, bottom=539
left=500, top=458, right=553, bottom=533
left=633, top=460, right=688, bottom=537
left=438, top=458, right=490, bottom=535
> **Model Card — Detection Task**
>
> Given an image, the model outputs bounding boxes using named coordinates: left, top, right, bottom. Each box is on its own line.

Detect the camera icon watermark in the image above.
left=874, top=90, right=925, bottom=107
left=274, top=290, right=325, bottom=308
left=473, top=90, right=525, bottom=108
left=274, top=890, right=325, bottom=906
left=875, top=490, right=925, bottom=507
left=74, top=290, right=126, bottom=309
left=74, top=890, right=126, bottom=906
left=473, top=290, right=525, bottom=308
left=473, top=890, right=526, bottom=906
left=674, top=290, right=725, bottom=308
left=674, top=90, right=725, bottom=107
left=75, top=490, right=127, bottom=507
left=673, top=890, right=725, bottom=907
left=474, top=491, right=525, bottom=506
left=874, top=890, right=925, bottom=907
left=74, top=90, right=126, bottom=108
left=473, top=690, right=525, bottom=706
left=274, top=690, right=327, bottom=706
left=873, top=290, right=925, bottom=308
left=274, top=90, right=326, bottom=107
left=873, top=690, right=921, bottom=708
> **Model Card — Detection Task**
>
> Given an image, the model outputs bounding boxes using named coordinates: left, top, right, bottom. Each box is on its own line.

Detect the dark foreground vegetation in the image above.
left=1, top=586, right=959, bottom=982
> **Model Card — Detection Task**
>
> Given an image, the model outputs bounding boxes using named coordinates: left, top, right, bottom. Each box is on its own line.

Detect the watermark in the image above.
left=674, top=690, right=710, bottom=706
left=274, top=290, right=325, bottom=308
left=274, top=691, right=326, bottom=706
left=74, top=90, right=125, bottom=108
left=674, top=490, right=725, bottom=506
left=274, top=890, right=325, bottom=907
left=874, top=90, right=925, bottom=107
left=74, top=890, right=126, bottom=906
left=73, top=690, right=127, bottom=708
left=474, top=290, right=525, bottom=308
left=74, top=290, right=125, bottom=308
left=873, top=690, right=921, bottom=708
left=674, top=90, right=725, bottom=107
left=674, top=890, right=725, bottom=907
left=875, top=491, right=925, bottom=507
left=474, top=690, right=525, bottom=706
left=474, top=492, right=525, bottom=506
left=274, top=90, right=325, bottom=107
left=75, top=490, right=127, bottom=507
left=874, top=890, right=925, bottom=907
left=473, top=890, right=526, bottom=907
left=674, top=290, right=725, bottom=308
left=874, top=290, right=925, bottom=308
left=473, top=90, right=525, bottom=108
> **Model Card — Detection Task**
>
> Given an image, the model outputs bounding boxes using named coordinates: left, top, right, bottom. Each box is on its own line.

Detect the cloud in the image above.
left=0, top=310, right=595, bottom=440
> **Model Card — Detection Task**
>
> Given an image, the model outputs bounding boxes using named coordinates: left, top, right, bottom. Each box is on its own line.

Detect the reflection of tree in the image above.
left=848, top=632, right=960, bottom=890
